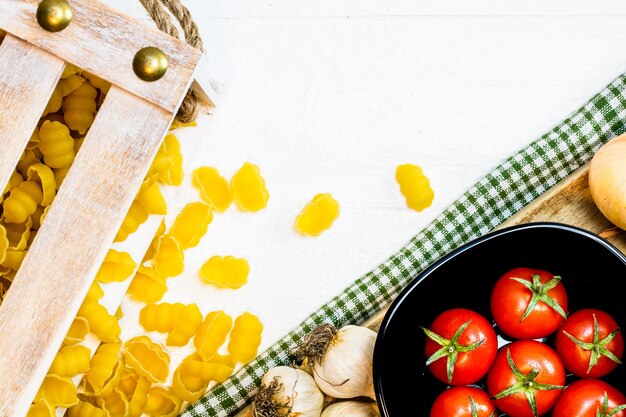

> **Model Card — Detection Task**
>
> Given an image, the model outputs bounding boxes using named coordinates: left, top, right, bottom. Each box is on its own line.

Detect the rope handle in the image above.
left=139, top=0, right=204, bottom=123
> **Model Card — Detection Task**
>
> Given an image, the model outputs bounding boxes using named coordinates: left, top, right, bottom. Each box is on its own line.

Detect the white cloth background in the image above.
left=101, top=0, right=626, bottom=379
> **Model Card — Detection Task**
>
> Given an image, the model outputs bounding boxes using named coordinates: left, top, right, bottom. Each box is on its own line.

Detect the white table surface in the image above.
left=101, top=0, right=626, bottom=385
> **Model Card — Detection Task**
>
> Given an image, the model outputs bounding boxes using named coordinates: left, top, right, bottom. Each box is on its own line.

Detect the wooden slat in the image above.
left=0, top=0, right=201, bottom=113
left=233, top=163, right=626, bottom=417
left=0, top=34, right=64, bottom=194
left=0, top=86, right=174, bottom=417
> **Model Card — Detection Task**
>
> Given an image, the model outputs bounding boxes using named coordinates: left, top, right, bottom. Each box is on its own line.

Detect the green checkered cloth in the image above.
left=181, top=73, right=626, bottom=417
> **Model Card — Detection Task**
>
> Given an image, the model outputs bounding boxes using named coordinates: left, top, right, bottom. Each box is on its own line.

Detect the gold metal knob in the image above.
left=133, top=47, right=169, bottom=82
left=36, top=0, right=72, bottom=33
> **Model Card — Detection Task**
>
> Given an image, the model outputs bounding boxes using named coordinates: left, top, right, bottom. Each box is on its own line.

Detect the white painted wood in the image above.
left=0, top=34, right=64, bottom=195
left=0, top=0, right=201, bottom=113
left=0, top=86, right=175, bottom=417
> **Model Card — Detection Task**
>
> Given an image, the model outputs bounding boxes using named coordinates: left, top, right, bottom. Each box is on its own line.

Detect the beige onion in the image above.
left=589, top=134, right=626, bottom=230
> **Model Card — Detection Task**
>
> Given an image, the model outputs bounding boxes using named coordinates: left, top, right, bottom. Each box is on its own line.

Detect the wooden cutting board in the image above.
left=233, top=161, right=626, bottom=417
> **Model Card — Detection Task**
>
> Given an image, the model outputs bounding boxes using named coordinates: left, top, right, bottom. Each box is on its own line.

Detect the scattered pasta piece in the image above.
left=59, top=74, right=84, bottom=97
left=198, top=255, right=249, bottom=289
left=126, top=265, right=168, bottom=304
left=97, top=388, right=128, bottom=417
left=228, top=312, right=263, bottom=363
left=85, top=342, right=122, bottom=397
left=2, top=181, right=43, bottom=224
left=192, top=166, right=233, bottom=212
left=3, top=218, right=32, bottom=250
left=139, top=302, right=186, bottom=333
left=147, top=133, right=183, bottom=186
left=151, top=235, right=184, bottom=278
left=67, top=401, right=107, bottom=417
left=172, top=363, right=208, bottom=403
left=167, top=303, right=203, bottom=346
left=295, top=193, right=340, bottom=236
left=61, top=63, right=79, bottom=79
left=127, top=376, right=151, bottom=417
left=83, top=71, right=111, bottom=94
left=0, top=225, right=8, bottom=264
left=78, top=301, right=121, bottom=342
left=38, top=121, right=76, bottom=169
left=395, top=163, right=435, bottom=212
left=115, top=200, right=149, bottom=243
left=26, top=400, right=55, bottom=417
left=124, top=336, right=170, bottom=383
left=230, top=162, right=270, bottom=212
left=116, top=368, right=139, bottom=398
left=181, top=352, right=235, bottom=383
left=169, top=202, right=213, bottom=249
left=48, top=344, right=90, bottom=377
left=26, top=163, right=56, bottom=206
left=142, top=219, right=166, bottom=262
left=84, top=281, right=104, bottom=303
left=95, top=249, right=137, bottom=283
left=34, top=374, right=78, bottom=408
left=194, top=310, right=233, bottom=361
left=144, top=387, right=182, bottom=417
left=63, top=316, right=89, bottom=346
left=62, top=80, right=97, bottom=134
left=42, top=85, right=63, bottom=116
left=136, top=175, right=167, bottom=215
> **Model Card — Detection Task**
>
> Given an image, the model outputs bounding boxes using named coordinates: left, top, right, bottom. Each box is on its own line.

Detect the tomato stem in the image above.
left=509, top=274, right=567, bottom=322
left=598, top=391, right=626, bottom=417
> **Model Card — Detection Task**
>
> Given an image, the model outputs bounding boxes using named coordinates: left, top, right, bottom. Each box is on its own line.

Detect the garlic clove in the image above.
left=321, top=401, right=380, bottom=417
left=254, top=366, right=324, bottom=417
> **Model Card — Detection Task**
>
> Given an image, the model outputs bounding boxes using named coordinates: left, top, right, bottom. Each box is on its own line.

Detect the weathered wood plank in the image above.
left=0, top=34, right=64, bottom=195
left=233, top=162, right=626, bottom=417
left=0, top=0, right=201, bottom=113
left=0, top=86, right=174, bottom=417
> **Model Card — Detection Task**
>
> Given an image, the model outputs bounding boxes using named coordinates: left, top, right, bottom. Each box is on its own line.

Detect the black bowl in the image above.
left=373, top=222, right=626, bottom=417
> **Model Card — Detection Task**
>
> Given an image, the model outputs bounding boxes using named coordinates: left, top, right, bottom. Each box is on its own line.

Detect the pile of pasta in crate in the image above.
left=0, top=64, right=263, bottom=417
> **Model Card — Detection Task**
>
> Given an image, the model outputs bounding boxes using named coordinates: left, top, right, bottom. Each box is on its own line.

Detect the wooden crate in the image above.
left=0, top=1, right=217, bottom=415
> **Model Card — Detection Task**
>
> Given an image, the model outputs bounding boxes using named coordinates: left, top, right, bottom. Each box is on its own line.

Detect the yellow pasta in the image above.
left=0, top=225, right=8, bottom=265
left=63, top=81, right=98, bottom=134
left=26, top=163, right=56, bottom=206
left=48, top=344, right=90, bottom=377
left=230, top=162, right=270, bottom=212
left=192, top=166, right=233, bottom=212
left=78, top=301, right=121, bottom=342
left=59, top=74, right=84, bottom=97
left=123, top=336, right=170, bottom=383
left=139, top=302, right=185, bottom=333
left=171, top=360, right=208, bottom=403
left=136, top=175, right=167, bottom=215
left=63, top=316, right=89, bottom=346
left=169, top=202, right=213, bottom=249
left=1, top=170, right=24, bottom=204
left=144, top=387, right=182, bottom=417
left=97, top=388, right=128, bottom=417
left=85, top=342, right=122, bottom=397
left=2, top=181, right=43, bottom=224
left=1, top=250, right=26, bottom=271
left=3, top=217, right=32, bottom=250
left=38, top=121, right=76, bottom=169
left=42, top=84, right=63, bottom=116
left=181, top=352, right=235, bottom=383
left=127, top=376, right=151, bottom=417
left=61, top=63, right=80, bottom=79
left=228, top=312, right=264, bottom=363
left=114, top=200, right=149, bottom=243
left=167, top=303, right=203, bottom=347
left=84, top=281, right=104, bottom=303
left=198, top=255, right=249, bottom=289
left=151, top=235, right=184, bottom=278
left=26, top=400, right=55, bottom=417
left=126, top=265, right=168, bottom=304
left=53, top=167, right=69, bottom=189
left=116, top=368, right=139, bottom=398
left=146, top=133, right=183, bottom=186
left=95, top=249, right=137, bottom=283
left=67, top=401, right=107, bottom=417
left=83, top=71, right=111, bottom=94
left=194, top=310, right=233, bottom=361
left=16, top=149, right=40, bottom=177
left=35, top=374, right=78, bottom=408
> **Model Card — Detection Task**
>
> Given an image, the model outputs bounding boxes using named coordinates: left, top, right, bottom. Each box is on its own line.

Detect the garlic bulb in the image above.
left=321, top=401, right=380, bottom=417
left=589, top=134, right=626, bottom=230
left=295, top=324, right=377, bottom=400
left=253, top=366, right=324, bottom=417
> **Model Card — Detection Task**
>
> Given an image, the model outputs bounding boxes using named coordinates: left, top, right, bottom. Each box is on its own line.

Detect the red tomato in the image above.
left=422, top=308, right=498, bottom=386
left=552, top=379, right=626, bottom=417
left=490, top=267, right=568, bottom=339
left=430, top=386, right=496, bottom=417
left=555, top=308, right=624, bottom=378
left=486, top=340, right=565, bottom=417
